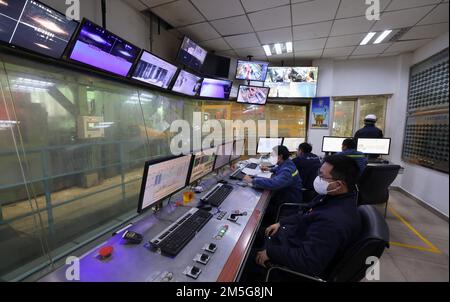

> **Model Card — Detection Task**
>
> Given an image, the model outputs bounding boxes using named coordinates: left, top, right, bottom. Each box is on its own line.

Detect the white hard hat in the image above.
left=364, top=114, right=377, bottom=122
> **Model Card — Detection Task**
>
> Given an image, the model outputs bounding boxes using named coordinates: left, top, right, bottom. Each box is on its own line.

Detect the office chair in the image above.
left=265, top=205, right=390, bottom=282
left=357, top=165, right=401, bottom=217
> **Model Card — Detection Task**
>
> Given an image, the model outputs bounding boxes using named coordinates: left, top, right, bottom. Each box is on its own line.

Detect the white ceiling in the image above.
left=125, top=0, right=449, bottom=64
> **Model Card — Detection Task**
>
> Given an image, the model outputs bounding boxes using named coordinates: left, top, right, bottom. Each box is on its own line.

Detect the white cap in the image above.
left=364, top=114, right=377, bottom=122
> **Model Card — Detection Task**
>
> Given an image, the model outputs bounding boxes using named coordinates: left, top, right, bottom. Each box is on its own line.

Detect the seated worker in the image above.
left=292, top=142, right=322, bottom=191
left=243, top=145, right=303, bottom=222
left=337, top=138, right=367, bottom=174
left=252, top=155, right=362, bottom=279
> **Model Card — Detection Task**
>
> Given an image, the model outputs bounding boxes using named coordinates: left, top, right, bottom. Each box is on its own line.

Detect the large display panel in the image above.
left=0, top=0, right=78, bottom=58
left=171, top=70, right=203, bottom=96
left=257, top=137, right=283, bottom=154
left=214, top=141, right=234, bottom=170
left=199, top=78, right=232, bottom=99
left=138, top=155, right=193, bottom=213
left=235, top=60, right=269, bottom=82
left=282, top=137, right=306, bottom=152
left=188, top=147, right=217, bottom=184
left=322, top=136, right=349, bottom=153
left=201, top=53, right=230, bottom=78
left=131, top=50, right=178, bottom=89
left=177, top=36, right=208, bottom=71
left=265, top=67, right=318, bottom=98
left=68, top=19, right=140, bottom=77
left=357, top=138, right=391, bottom=155
left=236, top=85, right=270, bottom=105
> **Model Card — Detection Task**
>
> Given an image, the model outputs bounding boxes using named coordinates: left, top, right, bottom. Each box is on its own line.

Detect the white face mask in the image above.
left=313, top=176, right=339, bottom=195
left=269, top=153, right=278, bottom=165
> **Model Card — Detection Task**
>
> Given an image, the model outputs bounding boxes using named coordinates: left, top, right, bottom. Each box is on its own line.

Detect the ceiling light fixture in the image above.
left=274, top=43, right=282, bottom=55
left=263, top=45, right=272, bottom=56
left=374, top=30, right=393, bottom=44
left=360, top=32, right=376, bottom=45
left=286, top=42, right=293, bottom=53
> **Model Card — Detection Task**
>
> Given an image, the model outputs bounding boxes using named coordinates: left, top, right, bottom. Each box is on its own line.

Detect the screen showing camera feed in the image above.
left=199, top=78, right=232, bottom=99
left=0, top=0, right=78, bottom=58
left=189, top=147, right=217, bottom=184
left=235, top=60, right=269, bottom=82
left=172, top=70, right=203, bottom=96
left=236, top=86, right=270, bottom=105
left=69, top=19, right=140, bottom=77
left=132, top=50, right=178, bottom=89
left=265, top=67, right=318, bottom=98
left=177, top=36, right=207, bottom=71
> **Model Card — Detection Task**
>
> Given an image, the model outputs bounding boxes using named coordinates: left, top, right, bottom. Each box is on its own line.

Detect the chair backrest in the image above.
left=326, top=205, right=390, bottom=282
left=358, top=165, right=401, bottom=205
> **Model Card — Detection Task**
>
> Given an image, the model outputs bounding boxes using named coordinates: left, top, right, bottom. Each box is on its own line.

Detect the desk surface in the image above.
left=39, top=167, right=271, bottom=282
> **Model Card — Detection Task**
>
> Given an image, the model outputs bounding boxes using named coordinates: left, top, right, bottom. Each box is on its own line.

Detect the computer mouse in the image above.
left=198, top=204, right=212, bottom=212
left=237, top=182, right=248, bottom=187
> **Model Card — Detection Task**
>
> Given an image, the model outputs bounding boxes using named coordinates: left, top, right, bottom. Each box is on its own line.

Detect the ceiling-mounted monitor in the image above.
left=199, top=78, right=232, bottom=99
left=177, top=36, right=208, bottom=71
left=265, top=67, right=318, bottom=98
left=171, top=69, right=203, bottom=96
left=236, top=85, right=270, bottom=105
left=201, top=53, right=230, bottom=78
left=68, top=19, right=141, bottom=77
left=235, top=60, right=269, bottom=82
left=0, top=0, right=78, bottom=59
left=132, top=50, right=178, bottom=89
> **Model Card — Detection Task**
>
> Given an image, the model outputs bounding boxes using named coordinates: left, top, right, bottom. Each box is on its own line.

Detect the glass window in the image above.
left=332, top=100, right=356, bottom=137
left=358, top=96, right=388, bottom=133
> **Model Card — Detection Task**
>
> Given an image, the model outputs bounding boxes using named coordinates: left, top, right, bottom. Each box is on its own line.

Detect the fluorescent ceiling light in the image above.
left=286, top=42, right=293, bottom=53
left=360, top=32, right=376, bottom=45
left=274, top=43, right=282, bottom=55
left=263, top=45, right=272, bottom=56
left=374, top=30, right=392, bottom=44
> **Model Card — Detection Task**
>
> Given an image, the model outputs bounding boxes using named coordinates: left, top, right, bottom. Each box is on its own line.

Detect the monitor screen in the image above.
left=357, top=138, right=391, bottom=155
left=68, top=19, right=140, bottom=77
left=132, top=50, right=178, bottom=89
left=265, top=67, right=318, bottom=98
left=201, top=53, right=230, bottom=78
left=138, top=155, right=192, bottom=212
left=0, top=0, right=78, bottom=58
left=236, top=85, right=270, bottom=105
left=257, top=137, right=283, bottom=154
left=214, top=141, right=234, bottom=170
left=231, top=139, right=245, bottom=162
left=283, top=137, right=306, bottom=152
left=177, top=36, right=208, bottom=71
left=322, top=137, right=348, bottom=153
left=199, top=78, right=232, bottom=99
left=188, top=147, right=217, bottom=184
left=172, top=70, right=203, bottom=96
left=235, top=60, right=269, bottom=82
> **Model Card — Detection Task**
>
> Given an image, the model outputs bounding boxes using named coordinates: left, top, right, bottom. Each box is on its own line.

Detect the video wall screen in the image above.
left=132, top=50, right=178, bottom=89
left=236, top=85, right=270, bottom=105
left=177, top=36, right=208, bottom=71
left=265, top=67, right=318, bottom=98
left=171, top=70, right=203, bottom=96
left=199, top=78, right=232, bottom=99
left=0, top=0, right=78, bottom=58
left=235, top=60, right=269, bottom=82
left=68, top=19, right=140, bottom=77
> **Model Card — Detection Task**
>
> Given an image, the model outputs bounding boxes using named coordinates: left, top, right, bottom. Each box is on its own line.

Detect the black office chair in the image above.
left=265, top=205, right=390, bottom=282
left=357, top=165, right=401, bottom=217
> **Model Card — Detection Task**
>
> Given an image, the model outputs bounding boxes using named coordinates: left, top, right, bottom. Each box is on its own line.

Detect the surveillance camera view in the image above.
left=199, top=78, right=232, bottom=99
left=236, top=86, right=270, bottom=105
left=0, top=0, right=78, bottom=58
left=265, top=67, right=318, bottom=98
left=235, top=60, right=269, bottom=81
left=177, top=36, right=207, bottom=71
left=132, top=51, right=178, bottom=89
left=172, top=70, right=203, bottom=96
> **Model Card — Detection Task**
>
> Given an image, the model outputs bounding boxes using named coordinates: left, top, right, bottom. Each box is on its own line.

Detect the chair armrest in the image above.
left=276, top=203, right=309, bottom=221
left=265, top=265, right=326, bottom=282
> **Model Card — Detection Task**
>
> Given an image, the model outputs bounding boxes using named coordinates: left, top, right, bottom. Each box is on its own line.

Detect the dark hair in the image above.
left=274, top=145, right=290, bottom=160
left=342, top=138, right=357, bottom=150
left=323, top=155, right=360, bottom=191
left=298, top=142, right=313, bottom=154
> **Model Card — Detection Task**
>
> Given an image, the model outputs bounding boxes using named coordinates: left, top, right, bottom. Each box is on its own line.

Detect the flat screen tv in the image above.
left=236, top=85, right=270, bottom=105
left=235, top=60, right=269, bottom=82
left=132, top=50, right=178, bottom=89
left=177, top=36, right=208, bottom=71
left=171, top=70, right=203, bottom=96
left=68, top=19, right=141, bottom=77
left=265, top=67, right=318, bottom=98
left=201, top=53, right=230, bottom=78
left=199, top=78, right=232, bottom=99
left=0, top=0, right=78, bottom=59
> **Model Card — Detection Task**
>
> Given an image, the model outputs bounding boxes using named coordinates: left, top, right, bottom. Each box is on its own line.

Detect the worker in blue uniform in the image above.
left=337, top=138, right=367, bottom=174
left=292, top=142, right=322, bottom=191
left=354, top=114, right=384, bottom=139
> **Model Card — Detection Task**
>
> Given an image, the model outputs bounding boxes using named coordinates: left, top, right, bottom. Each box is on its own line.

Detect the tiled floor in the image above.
left=364, top=190, right=449, bottom=282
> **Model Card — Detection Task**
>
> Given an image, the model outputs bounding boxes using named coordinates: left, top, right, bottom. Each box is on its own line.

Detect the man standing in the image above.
left=355, top=114, right=383, bottom=139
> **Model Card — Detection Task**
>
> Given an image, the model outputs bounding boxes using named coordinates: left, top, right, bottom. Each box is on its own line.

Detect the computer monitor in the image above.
left=235, top=60, right=269, bottom=82
left=322, top=136, right=349, bottom=153
left=188, top=146, right=217, bottom=184
left=137, top=154, right=193, bottom=213
left=283, top=137, right=306, bottom=152
left=131, top=50, right=178, bottom=89
left=0, top=0, right=78, bottom=59
left=236, top=85, right=270, bottom=105
left=214, top=141, right=234, bottom=170
left=171, top=70, right=203, bottom=96
left=231, top=139, right=245, bottom=162
left=357, top=138, right=391, bottom=155
left=257, top=137, right=283, bottom=154
left=265, top=67, right=318, bottom=98
left=199, top=78, right=232, bottom=99
left=176, top=36, right=208, bottom=71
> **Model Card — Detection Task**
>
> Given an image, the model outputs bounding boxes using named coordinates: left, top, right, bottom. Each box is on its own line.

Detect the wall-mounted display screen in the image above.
left=0, top=0, right=78, bottom=58
left=199, top=78, right=232, bottom=99
left=68, top=19, right=140, bottom=77
left=235, top=60, right=269, bottom=82
left=265, top=67, right=318, bottom=98
left=236, top=85, right=270, bottom=105
left=177, top=36, right=208, bottom=71
left=132, top=50, right=178, bottom=89
left=171, top=70, right=203, bottom=96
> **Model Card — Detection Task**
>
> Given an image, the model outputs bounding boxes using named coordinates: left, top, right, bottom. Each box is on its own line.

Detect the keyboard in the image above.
left=200, top=183, right=234, bottom=207
left=246, top=163, right=258, bottom=169
left=149, top=208, right=213, bottom=257
left=230, top=169, right=246, bottom=180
